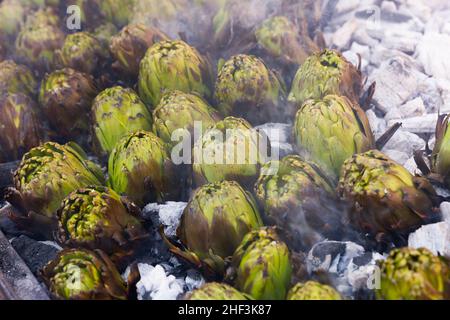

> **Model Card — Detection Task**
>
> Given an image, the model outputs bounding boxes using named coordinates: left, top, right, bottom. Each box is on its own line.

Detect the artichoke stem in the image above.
left=360, top=81, right=376, bottom=111
left=375, top=122, right=402, bottom=150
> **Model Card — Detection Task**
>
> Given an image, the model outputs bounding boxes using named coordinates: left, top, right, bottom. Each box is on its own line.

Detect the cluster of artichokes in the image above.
left=0, top=0, right=449, bottom=301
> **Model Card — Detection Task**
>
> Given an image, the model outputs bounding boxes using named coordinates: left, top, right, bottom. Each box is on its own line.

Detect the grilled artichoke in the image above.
left=294, top=95, right=374, bottom=181
left=377, top=247, right=450, bottom=300
left=0, top=93, right=43, bottom=162
left=288, top=50, right=363, bottom=107
left=338, top=150, right=438, bottom=239
left=23, top=6, right=60, bottom=28
left=153, top=90, right=221, bottom=145
left=193, top=117, right=269, bottom=187
left=56, top=186, right=148, bottom=261
left=0, top=60, right=37, bottom=97
left=57, top=32, right=108, bottom=75
left=214, top=54, right=288, bottom=125
left=287, top=281, right=342, bottom=300
left=255, top=16, right=319, bottom=67
left=15, top=12, right=64, bottom=73
left=185, top=282, right=249, bottom=300
left=41, top=249, right=139, bottom=300
left=254, top=155, right=342, bottom=249
left=231, top=227, right=292, bottom=300
left=93, top=23, right=119, bottom=51
left=75, top=0, right=134, bottom=28
left=108, top=130, right=180, bottom=206
left=138, top=40, right=213, bottom=107
left=110, top=23, right=169, bottom=77
left=0, top=0, right=27, bottom=38
left=170, top=181, right=263, bottom=277
left=430, top=114, right=450, bottom=186
left=39, top=68, right=98, bottom=140
left=5, top=142, right=105, bottom=238
left=91, top=86, right=153, bottom=155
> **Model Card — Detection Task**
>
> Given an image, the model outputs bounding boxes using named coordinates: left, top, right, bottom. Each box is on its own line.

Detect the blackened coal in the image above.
left=10, top=236, right=59, bottom=275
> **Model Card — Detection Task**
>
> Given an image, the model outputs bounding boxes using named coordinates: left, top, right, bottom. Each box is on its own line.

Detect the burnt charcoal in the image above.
left=10, top=236, right=59, bottom=275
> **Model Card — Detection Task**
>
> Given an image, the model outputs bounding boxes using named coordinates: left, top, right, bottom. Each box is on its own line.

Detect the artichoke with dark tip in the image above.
left=23, top=6, right=60, bottom=28
left=377, top=247, right=450, bottom=300
left=108, top=131, right=180, bottom=206
left=110, top=23, right=169, bottom=77
left=41, top=248, right=140, bottom=300
left=15, top=23, right=64, bottom=73
left=287, top=281, right=342, bottom=300
left=294, top=95, right=375, bottom=181
left=231, top=227, right=292, bottom=300
left=56, top=186, right=148, bottom=261
left=39, top=68, right=98, bottom=141
left=338, top=150, right=438, bottom=239
left=0, top=93, right=43, bottom=162
left=254, top=155, right=342, bottom=250
left=138, top=40, right=213, bottom=107
left=255, top=16, right=319, bottom=67
left=91, top=86, right=153, bottom=155
left=168, top=181, right=263, bottom=278
left=5, top=142, right=105, bottom=239
left=185, top=282, right=249, bottom=300
left=75, top=0, right=134, bottom=29
left=429, top=114, right=450, bottom=187
left=0, top=60, right=37, bottom=97
left=193, top=117, right=269, bottom=188
left=0, top=0, right=27, bottom=38
left=153, top=90, right=222, bottom=146
left=57, top=32, right=109, bottom=75
left=288, top=49, right=363, bottom=107
left=214, top=54, right=288, bottom=125
left=93, top=23, right=119, bottom=51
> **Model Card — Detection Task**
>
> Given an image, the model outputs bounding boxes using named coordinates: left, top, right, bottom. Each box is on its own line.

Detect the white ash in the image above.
left=123, top=264, right=185, bottom=300
left=306, top=241, right=385, bottom=297
left=440, top=202, right=450, bottom=223
left=143, top=202, right=187, bottom=237
left=403, top=156, right=419, bottom=174
left=366, top=109, right=387, bottom=138
left=184, top=269, right=206, bottom=292
left=387, top=113, right=438, bottom=134
left=39, top=241, right=63, bottom=251
left=383, top=149, right=409, bottom=165
left=416, top=33, right=450, bottom=81
left=384, top=97, right=426, bottom=122
left=408, top=222, right=450, bottom=258
left=381, top=129, right=426, bottom=158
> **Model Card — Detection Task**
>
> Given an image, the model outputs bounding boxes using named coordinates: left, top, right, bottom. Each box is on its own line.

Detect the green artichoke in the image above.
left=377, top=247, right=450, bottom=300
left=171, top=181, right=263, bottom=277
left=287, top=281, right=342, bottom=300
left=110, top=23, right=169, bottom=77
left=108, top=130, right=180, bottom=206
left=0, top=0, right=27, bottom=38
left=5, top=142, right=105, bottom=238
left=41, top=249, right=139, bottom=300
left=430, top=114, right=450, bottom=186
left=57, top=32, right=108, bottom=75
left=75, top=0, right=134, bottom=28
left=56, top=186, right=148, bottom=261
left=39, top=68, right=98, bottom=140
left=15, top=22, right=64, bottom=73
left=338, top=150, right=438, bottom=238
left=255, top=16, right=319, bottom=66
left=288, top=49, right=363, bottom=107
left=138, top=40, right=213, bottom=107
left=91, top=86, right=153, bottom=155
left=23, top=7, right=60, bottom=28
left=214, top=54, right=288, bottom=125
left=294, top=95, right=374, bottom=181
left=193, top=117, right=269, bottom=188
left=153, top=90, right=222, bottom=145
left=93, top=23, right=119, bottom=51
left=0, top=60, right=37, bottom=97
left=254, top=155, right=341, bottom=249
left=185, top=282, right=249, bottom=300
left=0, top=93, right=43, bottom=162
left=231, top=227, right=292, bottom=300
